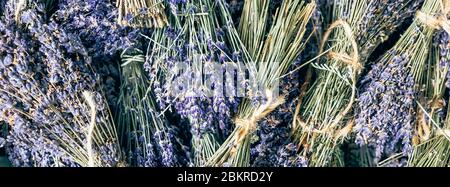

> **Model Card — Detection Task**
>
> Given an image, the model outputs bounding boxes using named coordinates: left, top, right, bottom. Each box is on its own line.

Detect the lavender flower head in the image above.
left=148, top=2, right=241, bottom=140
left=437, top=31, right=450, bottom=89
left=357, top=0, right=423, bottom=61
left=53, top=0, right=140, bottom=57
left=277, top=143, right=308, bottom=167
left=250, top=60, right=302, bottom=167
left=0, top=0, right=121, bottom=166
left=355, top=53, right=415, bottom=164
left=53, top=0, right=144, bottom=107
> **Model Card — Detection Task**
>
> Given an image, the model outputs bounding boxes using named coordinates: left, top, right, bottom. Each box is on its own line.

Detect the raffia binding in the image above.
left=295, top=19, right=361, bottom=141
left=83, top=91, right=97, bottom=167
left=230, top=90, right=285, bottom=155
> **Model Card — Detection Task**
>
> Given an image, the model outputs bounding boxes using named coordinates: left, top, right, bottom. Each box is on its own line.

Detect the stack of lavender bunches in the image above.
left=293, top=0, right=424, bottom=167
left=355, top=0, right=444, bottom=167
left=2, top=0, right=450, bottom=167
left=0, top=1, right=122, bottom=166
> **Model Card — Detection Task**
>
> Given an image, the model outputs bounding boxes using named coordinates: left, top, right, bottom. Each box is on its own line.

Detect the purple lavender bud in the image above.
left=355, top=53, right=415, bottom=164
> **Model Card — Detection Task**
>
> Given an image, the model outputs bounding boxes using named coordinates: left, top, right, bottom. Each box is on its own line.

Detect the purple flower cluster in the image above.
left=52, top=0, right=148, bottom=109
left=355, top=53, right=415, bottom=164
left=118, top=51, right=191, bottom=167
left=53, top=0, right=140, bottom=57
left=357, top=0, right=423, bottom=60
left=153, top=62, right=239, bottom=139
left=438, top=31, right=450, bottom=89
left=149, top=3, right=242, bottom=140
left=277, top=143, right=308, bottom=167
left=310, top=0, right=325, bottom=34
left=122, top=104, right=190, bottom=167
left=133, top=141, right=159, bottom=167
left=250, top=117, right=292, bottom=167
left=250, top=63, right=301, bottom=167
left=153, top=128, right=180, bottom=166
left=0, top=1, right=121, bottom=167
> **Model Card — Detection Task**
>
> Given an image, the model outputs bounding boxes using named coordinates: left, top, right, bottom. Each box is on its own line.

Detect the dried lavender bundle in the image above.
left=250, top=61, right=305, bottom=167
left=293, top=0, right=423, bottom=167
left=250, top=12, right=321, bottom=167
left=117, top=50, right=190, bottom=167
left=206, top=0, right=316, bottom=167
left=355, top=0, right=445, bottom=166
left=53, top=0, right=150, bottom=112
left=116, top=0, right=168, bottom=28
left=53, top=0, right=140, bottom=58
left=145, top=0, right=249, bottom=166
left=251, top=0, right=322, bottom=167
left=408, top=29, right=450, bottom=167
left=0, top=1, right=122, bottom=167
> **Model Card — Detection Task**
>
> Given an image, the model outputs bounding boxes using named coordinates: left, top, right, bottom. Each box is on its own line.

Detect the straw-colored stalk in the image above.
left=206, top=0, right=316, bottom=167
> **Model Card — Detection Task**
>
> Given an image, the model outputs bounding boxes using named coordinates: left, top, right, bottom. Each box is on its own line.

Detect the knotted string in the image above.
left=414, top=0, right=450, bottom=142
left=83, top=91, right=97, bottom=167
left=294, top=19, right=360, bottom=142
left=319, top=19, right=362, bottom=73
left=230, top=90, right=285, bottom=155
